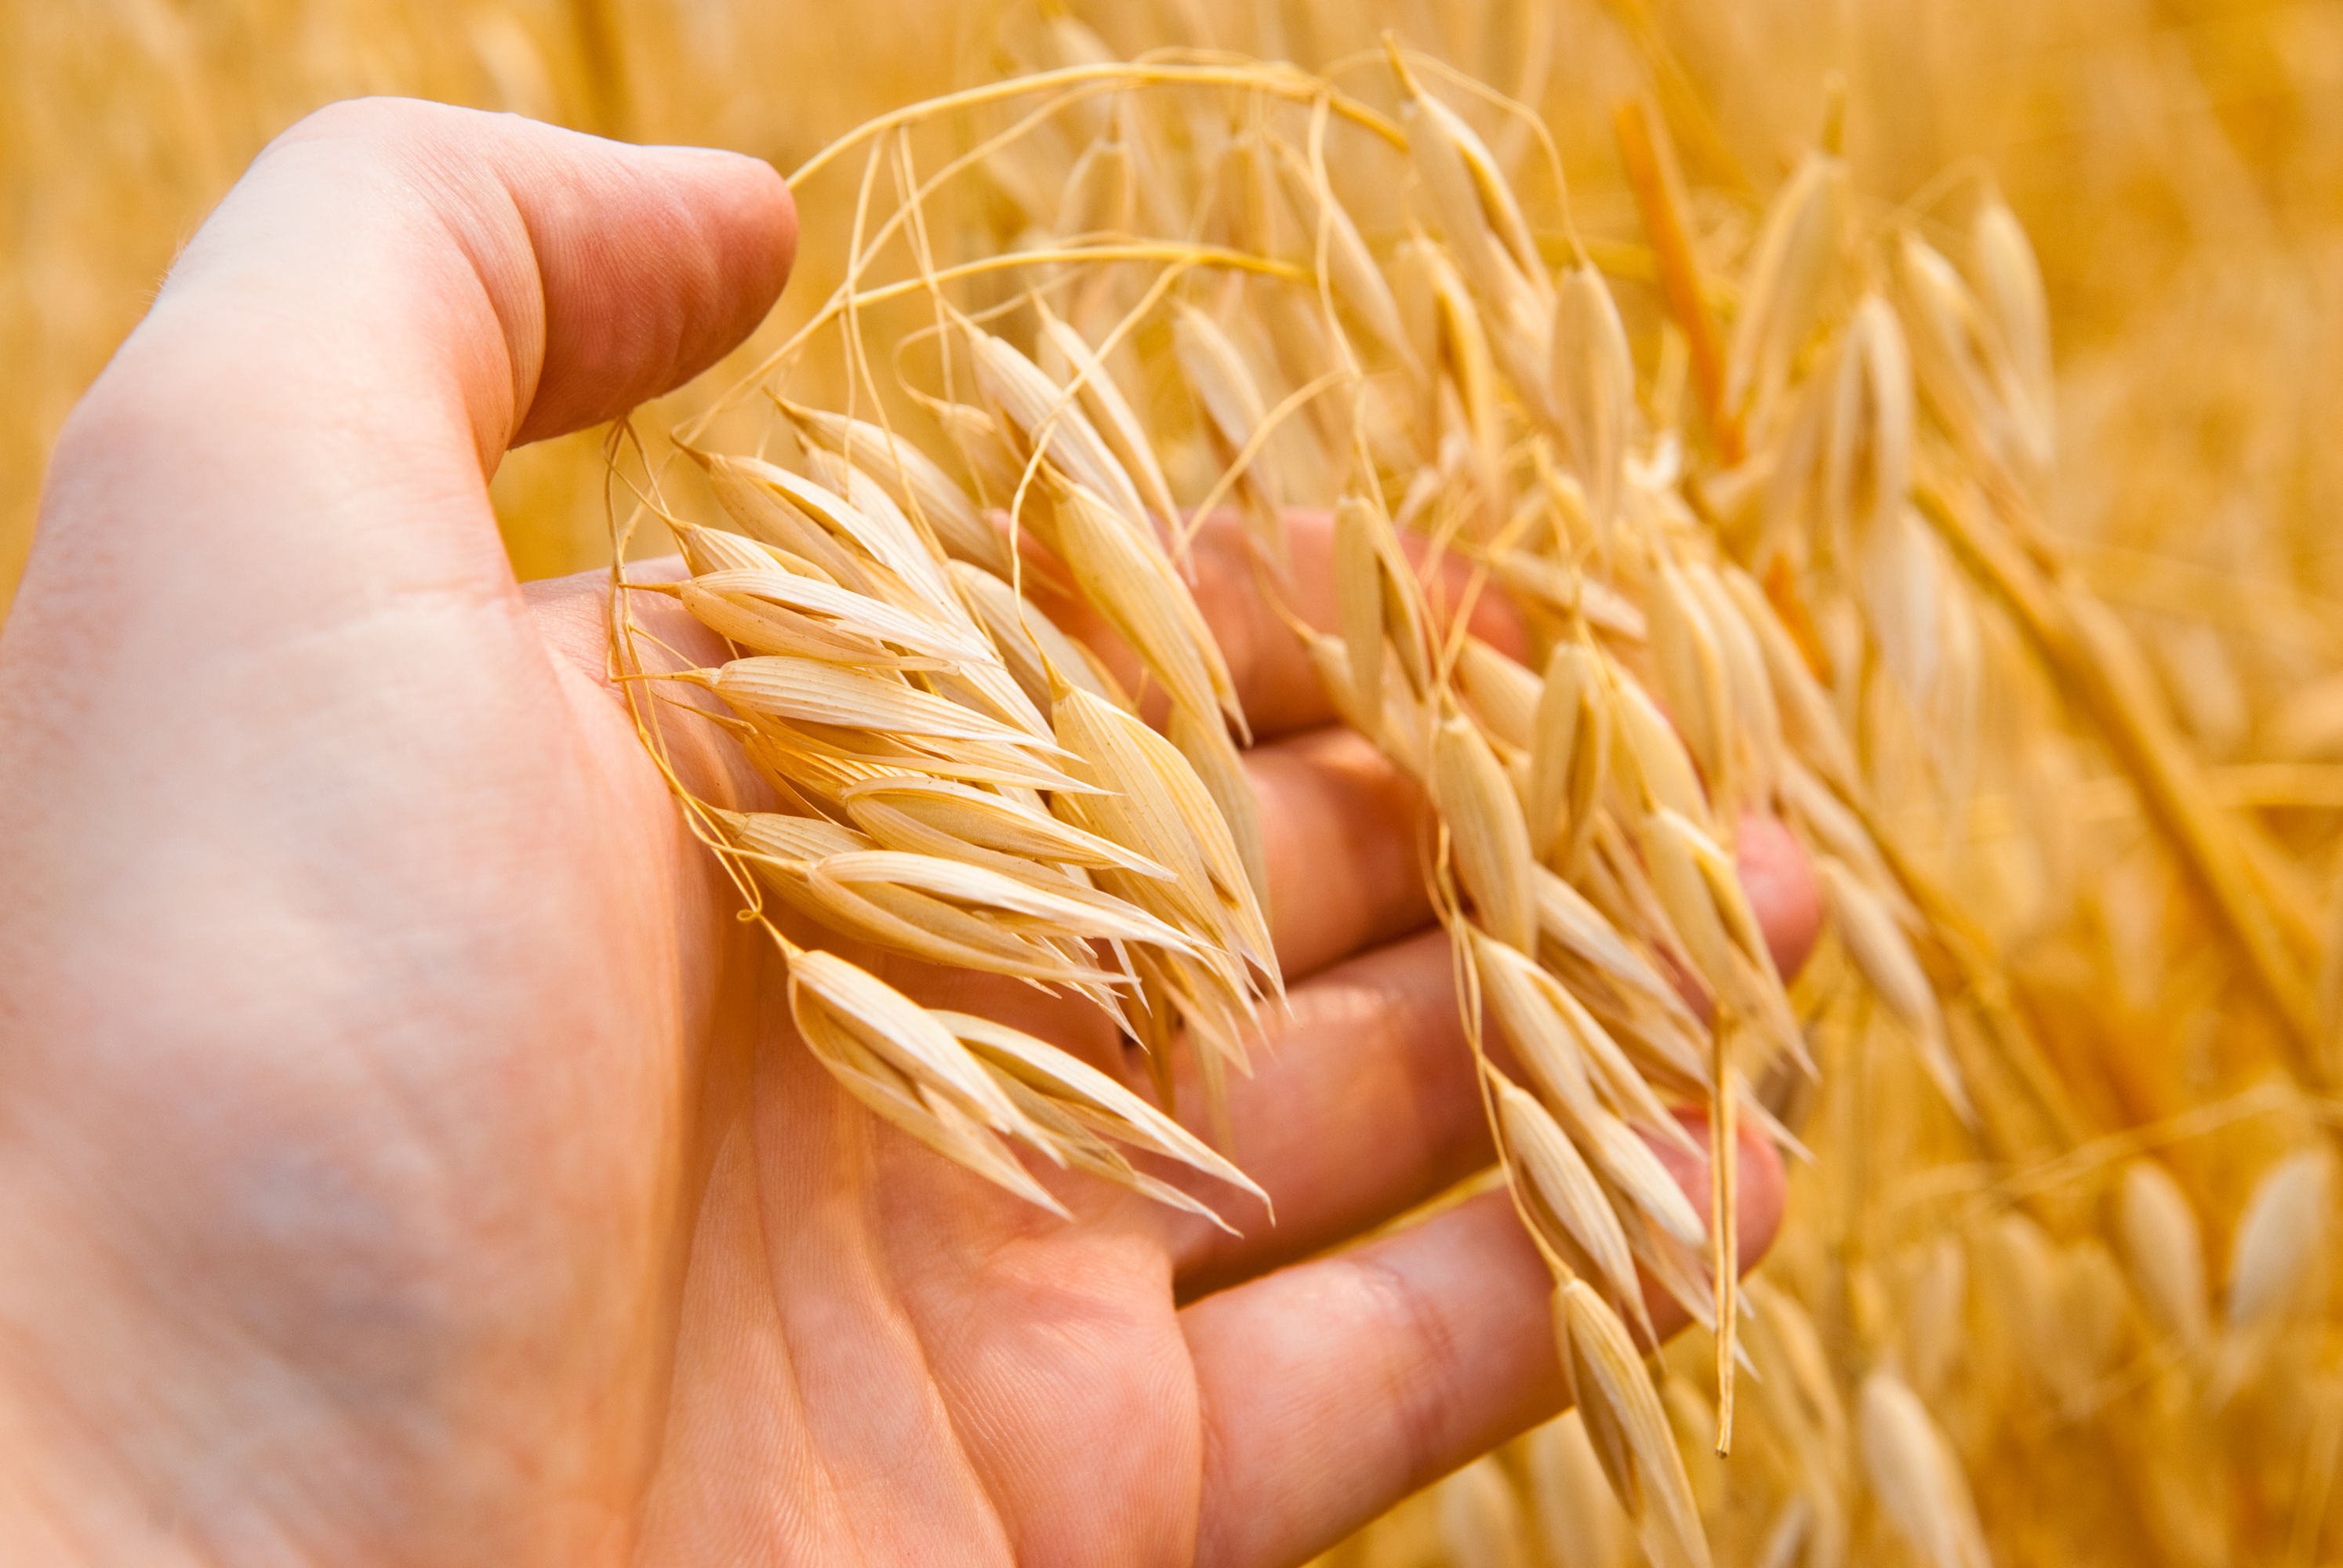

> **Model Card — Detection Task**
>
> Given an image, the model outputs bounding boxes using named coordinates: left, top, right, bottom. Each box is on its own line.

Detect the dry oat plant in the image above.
left=589, top=21, right=2343, bottom=1568
left=16, top=2, right=2343, bottom=1565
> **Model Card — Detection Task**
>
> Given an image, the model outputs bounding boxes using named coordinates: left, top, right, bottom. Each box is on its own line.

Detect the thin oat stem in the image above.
left=788, top=62, right=1405, bottom=187
left=838, top=128, right=890, bottom=435
left=1179, top=366, right=1355, bottom=553
left=845, top=246, right=1306, bottom=339
left=692, top=85, right=1166, bottom=435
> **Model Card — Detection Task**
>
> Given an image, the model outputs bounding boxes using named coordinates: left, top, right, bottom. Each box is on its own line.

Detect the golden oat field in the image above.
left=9, top=2, right=2343, bottom=1565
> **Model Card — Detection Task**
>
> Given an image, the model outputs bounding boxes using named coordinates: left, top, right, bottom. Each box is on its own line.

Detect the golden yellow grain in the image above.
left=1724, top=151, right=1846, bottom=433
left=946, top=560, right=1128, bottom=712
left=1031, top=300, right=1182, bottom=542
left=841, top=775, right=1168, bottom=878
left=1555, top=1279, right=1714, bottom=1568
left=970, top=332, right=1145, bottom=537
left=783, top=401, right=1018, bottom=577
left=1814, top=855, right=1970, bottom=1121
left=1433, top=716, right=1538, bottom=951
left=2117, top=1159, right=2212, bottom=1357
left=1550, top=263, right=1636, bottom=537
left=1969, top=189, right=2054, bottom=466
left=2226, top=1147, right=2334, bottom=1335
left=1039, top=472, right=1231, bottom=728
left=462, top=22, right=2343, bottom=1563
left=1856, top=1370, right=1991, bottom=1568
left=788, top=947, right=1037, bottom=1137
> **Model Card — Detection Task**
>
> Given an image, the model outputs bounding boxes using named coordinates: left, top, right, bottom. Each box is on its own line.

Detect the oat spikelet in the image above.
left=1724, top=570, right=1860, bottom=793
left=1612, top=673, right=1711, bottom=827
left=1038, top=471, right=1239, bottom=732
left=780, top=401, right=1015, bottom=576
left=935, top=1010, right=1267, bottom=1207
left=1032, top=299, right=1182, bottom=542
left=786, top=949, right=1040, bottom=1139
left=1171, top=299, right=1288, bottom=554
left=1820, top=297, right=1936, bottom=701
left=1051, top=686, right=1277, bottom=993
left=1552, top=262, right=1636, bottom=536
left=1456, top=636, right=1541, bottom=753
left=1527, top=641, right=1608, bottom=868
left=1556, top=1280, right=1715, bottom=1568
left=968, top=321, right=1153, bottom=536
left=1054, top=118, right=1133, bottom=237
left=1640, top=808, right=1746, bottom=1005
left=2117, top=1159, right=2211, bottom=1356
left=1971, top=187, right=2054, bottom=465
left=1645, top=551, right=1734, bottom=793
left=947, top=561, right=1127, bottom=712
left=2225, top=1146, right=2333, bottom=1334
left=839, top=776, right=1168, bottom=879
left=1725, top=152, right=1846, bottom=433
left=934, top=401, right=1030, bottom=507
left=1389, top=42, right=1546, bottom=312
left=1270, top=135, right=1412, bottom=368
left=730, top=819, right=1142, bottom=990
left=1858, top=1370, right=1992, bottom=1568
left=1814, top=856, right=1971, bottom=1121
left=1333, top=494, right=1432, bottom=724
left=1893, top=232, right=2037, bottom=482
left=1434, top=715, right=1538, bottom=950
left=1495, top=1075, right=1647, bottom=1327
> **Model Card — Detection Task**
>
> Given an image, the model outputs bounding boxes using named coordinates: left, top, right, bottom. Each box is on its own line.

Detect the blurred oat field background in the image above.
left=13, top=2, right=2343, bottom=1565
left=20, top=1, right=2343, bottom=603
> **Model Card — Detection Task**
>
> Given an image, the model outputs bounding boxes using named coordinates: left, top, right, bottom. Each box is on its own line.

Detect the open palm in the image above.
left=0, top=103, right=1804, bottom=1567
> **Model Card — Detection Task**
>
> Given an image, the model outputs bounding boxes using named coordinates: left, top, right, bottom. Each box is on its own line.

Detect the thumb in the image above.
left=0, top=99, right=795, bottom=986
left=23, top=96, right=793, bottom=655
left=159, top=96, right=796, bottom=463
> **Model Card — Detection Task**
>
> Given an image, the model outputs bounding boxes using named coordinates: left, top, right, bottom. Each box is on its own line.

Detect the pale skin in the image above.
left=0, top=103, right=1821, bottom=1567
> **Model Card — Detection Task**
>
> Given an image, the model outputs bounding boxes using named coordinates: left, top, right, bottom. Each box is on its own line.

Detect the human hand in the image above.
left=0, top=101, right=1817, bottom=1567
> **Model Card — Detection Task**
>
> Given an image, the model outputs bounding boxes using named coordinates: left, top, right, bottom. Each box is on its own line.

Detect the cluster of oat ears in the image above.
left=605, top=38, right=2334, bottom=1568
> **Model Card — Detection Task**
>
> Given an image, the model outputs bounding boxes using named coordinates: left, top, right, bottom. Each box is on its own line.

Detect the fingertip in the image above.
left=647, top=142, right=797, bottom=387
left=1735, top=812, right=1822, bottom=982
left=222, top=102, right=802, bottom=454
left=641, top=142, right=798, bottom=317
left=510, top=135, right=797, bottom=445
